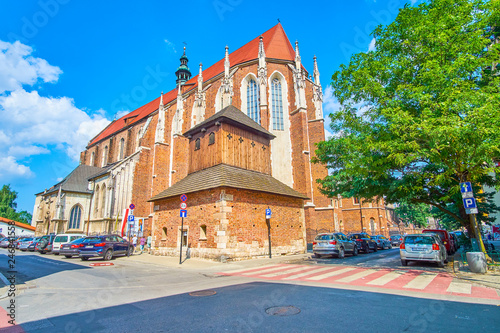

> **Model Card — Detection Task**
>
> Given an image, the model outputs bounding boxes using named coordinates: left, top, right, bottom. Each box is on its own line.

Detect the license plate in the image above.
left=321, top=242, right=328, bottom=246
left=85, top=245, right=93, bottom=248
left=412, top=247, right=424, bottom=251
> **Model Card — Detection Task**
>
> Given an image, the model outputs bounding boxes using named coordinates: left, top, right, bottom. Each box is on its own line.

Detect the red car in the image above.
left=422, top=229, right=454, bottom=255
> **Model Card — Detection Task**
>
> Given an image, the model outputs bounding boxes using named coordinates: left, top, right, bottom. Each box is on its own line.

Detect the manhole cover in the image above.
left=265, top=306, right=301, bottom=316
left=189, top=290, right=216, bottom=297
left=89, top=262, right=114, bottom=266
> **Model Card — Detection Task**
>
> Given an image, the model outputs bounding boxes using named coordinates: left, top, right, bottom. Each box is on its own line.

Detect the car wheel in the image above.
left=104, top=249, right=113, bottom=261
left=373, top=246, right=378, bottom=252
left=401, top=259, right=408, bottom=266
left=365, top=245, right=371, bottom=253
left=81, top=257, right=89, bottom=261
left=353, top=246, right=358, bottom=256
left=64, top=255, right=72, bottom=258
left=128, top=247, right=134, bottom=256
left=337, top=247, right=345, bottom=259
left=389, top=244, right=392, bottom=249
left=438, top=256, right=445, bottom=268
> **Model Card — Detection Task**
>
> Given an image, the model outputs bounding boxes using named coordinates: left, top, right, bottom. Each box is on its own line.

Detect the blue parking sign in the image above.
left=463, top=197, right=477, bottom=209
left=265, top=208, right=272, bottom=219
left=128, top=215, right=135, bottom=222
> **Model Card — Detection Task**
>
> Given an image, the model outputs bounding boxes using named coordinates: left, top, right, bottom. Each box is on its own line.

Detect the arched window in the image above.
left=208, top=132, right=215, bottom=145
left=100, top=185, right=106, bottom=218
left=68, top=205, right=82, bottom=229
left=90, top=152, right=95, bottom=166
left=102, top=146, right=108, bottom=167
left=271, top=78, right=283, bottom=131
left=247, top=79, right=260, bottom=124
left=119, top=138, right=125, bottom=160
left=195, top=138, right=201, bottom=150
left=94, top=185, right=100, bottom=215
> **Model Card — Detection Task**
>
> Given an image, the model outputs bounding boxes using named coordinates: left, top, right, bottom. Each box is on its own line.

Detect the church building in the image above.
left=32, top=23, right=391, bottom=259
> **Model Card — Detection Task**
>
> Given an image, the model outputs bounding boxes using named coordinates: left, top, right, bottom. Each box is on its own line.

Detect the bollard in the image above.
left=466, top=252, right=487, bottom=274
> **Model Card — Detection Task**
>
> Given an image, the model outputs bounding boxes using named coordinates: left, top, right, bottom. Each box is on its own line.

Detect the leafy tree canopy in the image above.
left=314, top=0, right=500, bottom=235
left=0, top=184, right=32, bottom=225
left=394, top=200, right=431, bottom=228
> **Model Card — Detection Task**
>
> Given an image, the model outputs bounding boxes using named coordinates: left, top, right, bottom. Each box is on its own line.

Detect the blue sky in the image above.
left=0, top=0, right=420, bottom=215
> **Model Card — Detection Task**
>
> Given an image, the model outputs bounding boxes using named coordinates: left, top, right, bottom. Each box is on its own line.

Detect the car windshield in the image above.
left=405, top=236, right=435, bottom=245
left=54, top=236, right=69, bottom=242
left=70, top=238, right=87, bottom=244
left=315, top=234, right=333, bottom=240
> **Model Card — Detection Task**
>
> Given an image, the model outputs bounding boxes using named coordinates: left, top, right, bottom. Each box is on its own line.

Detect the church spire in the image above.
left=175, top=46, right=191, bottom=86
left=294, top=40, right=301, bottom=69
left=224, top=45, right=230, bottom=78
left=313, top=55, right=320, bottom=86
left=197, top=63, right=203, bottom=92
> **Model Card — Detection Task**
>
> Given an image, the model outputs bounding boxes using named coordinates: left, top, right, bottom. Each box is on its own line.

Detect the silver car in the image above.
left=371, top=235, right=392, bottom=249
left=18, top=238, right=35, bottom=251
left=400, top=234, right=447, bottom=267
left=313, top=232, right=358, bottom=259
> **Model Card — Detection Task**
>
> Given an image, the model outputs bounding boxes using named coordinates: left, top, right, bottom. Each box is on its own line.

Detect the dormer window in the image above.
left=195, top=138, right=200, bottom=150
left=208, top=132, right=215, bottom=145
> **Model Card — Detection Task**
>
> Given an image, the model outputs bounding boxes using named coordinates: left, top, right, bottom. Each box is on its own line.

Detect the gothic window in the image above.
left=195, top=138, right=200, bottom=150
left=94, top=185, right=100, bottom=215
left=119, top=138, right=125, bottom=160
left=100, top=185, right=106, bottom=218
left=68, top=205, right=82, bottom=229
left=90, top=152, right=95, bottom=166
left=208, top=132, right=215, bottom=145
left=102, top=146, right=108, bottom=167
left=247, top=79, right=260, bottom=124
left=271, top=78, right=284, bottom=130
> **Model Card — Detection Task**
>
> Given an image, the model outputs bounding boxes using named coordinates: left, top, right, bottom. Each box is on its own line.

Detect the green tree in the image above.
left=0, top=184, right=32, bottom=224
left=314, top=0, right=500, bottom=246
left=394, top=201, right=430, bottom=228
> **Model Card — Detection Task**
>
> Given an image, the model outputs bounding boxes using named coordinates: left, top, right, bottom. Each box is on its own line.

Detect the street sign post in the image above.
left=180, top=194, right=187, bottom=264
left=265, top=207, right=272, bottom=258
left=463, top=197, right=477, bottom=210
left=265, top=208, right=272, bottom=219
left=459, top=181, right=486, bottom=253
left=128, top=215, right=135, bottom=222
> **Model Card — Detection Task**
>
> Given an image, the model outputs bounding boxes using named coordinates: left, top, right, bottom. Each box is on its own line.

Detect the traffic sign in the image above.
left=129, top=204, right=135, bottom=210
left=460, top=182, right=472, bottom=193
left=180, top=194, right=188, bottom=202
left=466, top=208, right=479, bottom=214
left=128, top=215, right=135, bottom=222
left=180, top=210, right=187, bottom=218
left=180, top=202, right=187, bottom=209
left=463, top=197, right=477, bottom=209
left=265, top=208, right=272, bottom=219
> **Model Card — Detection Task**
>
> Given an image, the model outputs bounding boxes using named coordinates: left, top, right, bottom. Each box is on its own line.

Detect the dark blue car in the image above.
left=78, top=234, right=133, bottom=261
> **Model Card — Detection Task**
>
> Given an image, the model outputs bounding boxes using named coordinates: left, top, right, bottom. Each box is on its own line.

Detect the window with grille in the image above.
left=247, top=79, right=260, bottom=124
left=271, top=78, right=284, bottom=131
left=68, top=205, right=82, bottom=229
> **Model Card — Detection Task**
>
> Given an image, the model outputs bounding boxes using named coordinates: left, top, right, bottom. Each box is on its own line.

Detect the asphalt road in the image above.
left=1, top=249, right=497, bottom=333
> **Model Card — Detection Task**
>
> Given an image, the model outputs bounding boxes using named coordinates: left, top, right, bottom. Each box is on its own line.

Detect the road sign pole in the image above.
left=266, top=218, right=272, bottom=259
left=179, top=216, right=184, bottom=264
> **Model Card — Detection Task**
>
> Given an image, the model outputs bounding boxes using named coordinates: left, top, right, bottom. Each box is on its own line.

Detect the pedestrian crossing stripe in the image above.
left=218, top=264, right=500, bottom=300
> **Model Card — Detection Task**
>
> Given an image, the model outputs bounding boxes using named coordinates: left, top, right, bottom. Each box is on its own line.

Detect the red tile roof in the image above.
left=0, top=216, right=36, bottom=231
left=88, top=23, right=296, bottom=147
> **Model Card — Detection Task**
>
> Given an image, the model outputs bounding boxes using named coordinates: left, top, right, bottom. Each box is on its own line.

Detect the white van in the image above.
left=52, top=234, right=86, bottom=254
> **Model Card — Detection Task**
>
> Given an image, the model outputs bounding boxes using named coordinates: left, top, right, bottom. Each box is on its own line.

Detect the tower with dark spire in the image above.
left=175, top=46, right=191, bottom=86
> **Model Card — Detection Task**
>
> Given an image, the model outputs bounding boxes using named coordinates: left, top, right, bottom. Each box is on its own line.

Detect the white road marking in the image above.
left=282, top=267, right=334, bottom=280
left=306, top=267, right=356, bottom=281
left=403, top=273, right=438, bottom=290
left=241, top=265, right=298, bottom=276
left=366, top=270, right=406, bottom=286
left=260, top=266, right=313, bottom=278
left=221, top=265, right=278, bottom=274
left=336, top=269, right=378, bottom=283
left=446, top=280, right=472, bottom=294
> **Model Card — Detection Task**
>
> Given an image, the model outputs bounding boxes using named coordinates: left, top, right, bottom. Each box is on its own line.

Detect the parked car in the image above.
left=371, top=235, right=392, bottom=249
left=400, top=233, right=447, bottom=267
left=36, top=234, right=57, bottom=254
left=52, top=234, right=86, bottom=255
left=313, top=232, right=358, bottom=258
left=78, top=234, right=133, bottom=261
left=449, top=232, right=460, bottom=252
left=18, top=238, right=35, bottom=251
left=0, top=237, right=12, bottom=248
left=422, top=229, right=454, bottom=255
left=390, top=235, right=403, bottom=246
left=59, top=237, right=88, bottom=258
left=15, top=236, right=32, bottom=249
left=27, top=237, right=41, bottom=252
left=348, top=233, right=377, bottom=253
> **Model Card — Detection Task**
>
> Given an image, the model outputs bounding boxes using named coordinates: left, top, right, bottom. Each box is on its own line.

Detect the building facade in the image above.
left=33, top=23, right=391, bottom=258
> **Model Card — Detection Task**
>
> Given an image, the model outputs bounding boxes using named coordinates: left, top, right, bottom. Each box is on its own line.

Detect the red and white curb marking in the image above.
left=219, top=264, right=500, bottom=300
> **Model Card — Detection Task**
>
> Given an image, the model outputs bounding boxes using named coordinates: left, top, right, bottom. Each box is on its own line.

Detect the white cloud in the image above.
left=0, top=156, right=34, bottom=180
left=0, top=40, right=62, bottom=94
left=368, top=38, right=376, bottom=52
left=0, top=39, right=112, bottom=182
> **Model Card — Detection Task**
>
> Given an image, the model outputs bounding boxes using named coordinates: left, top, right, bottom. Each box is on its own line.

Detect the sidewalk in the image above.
left=451, top=242, right=500, bottom=291
left=125, top=251, right=309, bottom=273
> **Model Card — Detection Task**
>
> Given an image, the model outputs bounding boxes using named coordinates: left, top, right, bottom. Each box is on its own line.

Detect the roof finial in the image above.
left=176, top=45, right=191, bottom=86
left=160, top=91, right=164, bottom=107
left=295, top=40, right=301, bottom=65
left=224, top=45, right=230, bottom=77
left=198, top=63, right=203, bottom=92
left=277, top=18, right=280, bottom=23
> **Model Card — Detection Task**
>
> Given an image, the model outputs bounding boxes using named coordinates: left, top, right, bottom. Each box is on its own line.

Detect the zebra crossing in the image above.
left=218, top=264, right=500, bottom=300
